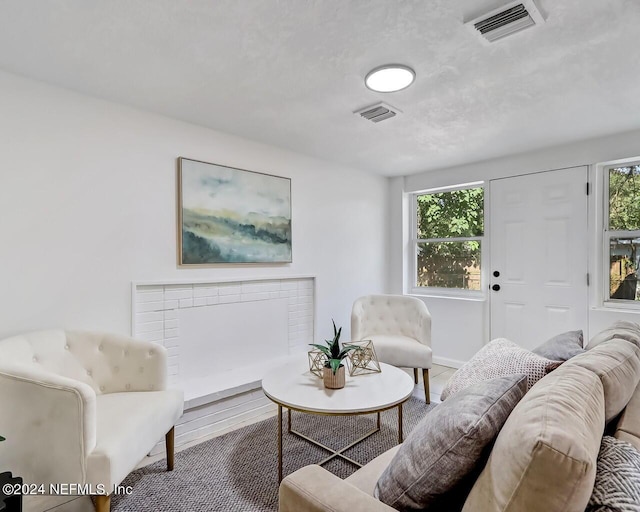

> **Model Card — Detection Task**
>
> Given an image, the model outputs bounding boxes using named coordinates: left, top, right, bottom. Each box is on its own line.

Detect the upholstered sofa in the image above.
left=0, top=330, right=184, bottom=512
left=279, top=329, right=640, bottom=512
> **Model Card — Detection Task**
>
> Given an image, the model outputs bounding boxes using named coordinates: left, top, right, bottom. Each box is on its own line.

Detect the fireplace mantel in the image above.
left=132, top=276, right=316, bottom=409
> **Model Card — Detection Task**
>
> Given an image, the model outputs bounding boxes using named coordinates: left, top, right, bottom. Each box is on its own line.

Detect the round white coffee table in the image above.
left=262, top=359, right=414, bottom=482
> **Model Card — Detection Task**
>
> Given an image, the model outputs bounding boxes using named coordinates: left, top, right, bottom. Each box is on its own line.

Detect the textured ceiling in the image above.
left=0, top=0, right=639, bottom=176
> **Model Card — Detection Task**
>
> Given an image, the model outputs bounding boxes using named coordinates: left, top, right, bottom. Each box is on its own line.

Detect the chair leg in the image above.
left=166, top=426, right=175, bottom=471
left=94, top=494, right=111, bottom=512
left=413, top=368, right=419, bottom=384
left=422, top=368, right=430, bottom=404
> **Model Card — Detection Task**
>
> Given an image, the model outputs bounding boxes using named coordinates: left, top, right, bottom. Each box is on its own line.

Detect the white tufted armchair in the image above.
left=0, top=330, right=184, bottom=512
left=351, top=295, right=432, bottom=403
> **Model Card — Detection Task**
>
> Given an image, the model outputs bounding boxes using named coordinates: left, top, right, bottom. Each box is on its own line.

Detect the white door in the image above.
left=490, top=167, right=588, bottom=350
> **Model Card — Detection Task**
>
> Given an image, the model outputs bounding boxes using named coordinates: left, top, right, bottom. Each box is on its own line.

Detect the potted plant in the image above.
left=310, top=321, right=358, bottom=389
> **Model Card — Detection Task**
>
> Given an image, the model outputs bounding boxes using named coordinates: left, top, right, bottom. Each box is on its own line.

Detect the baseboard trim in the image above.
left=433, top=356, right=466, bottom=369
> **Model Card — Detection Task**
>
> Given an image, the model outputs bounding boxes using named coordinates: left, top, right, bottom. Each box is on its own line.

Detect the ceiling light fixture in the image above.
left=365, top=65, right=415, bottom=93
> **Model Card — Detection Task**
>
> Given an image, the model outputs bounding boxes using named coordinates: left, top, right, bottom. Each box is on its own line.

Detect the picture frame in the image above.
left=177, top=157, right=292, bottom=266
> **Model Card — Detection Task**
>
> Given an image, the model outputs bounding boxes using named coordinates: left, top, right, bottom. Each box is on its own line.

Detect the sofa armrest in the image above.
left=66, top=330, right=168, bottom=393
left=279, top=465, right=395, bottom=512
left=0, top=364, right=96, bottom=486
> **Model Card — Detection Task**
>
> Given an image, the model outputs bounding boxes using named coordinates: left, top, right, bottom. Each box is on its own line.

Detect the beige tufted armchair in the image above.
left=351, top=295, right=432, bottom=403
left=0, top=330, right=184, bottom=512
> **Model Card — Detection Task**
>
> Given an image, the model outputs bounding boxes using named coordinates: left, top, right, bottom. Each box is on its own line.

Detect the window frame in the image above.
left=409, top=182, right=486, bottom=299
left=602, top=160, right=640, bottom=308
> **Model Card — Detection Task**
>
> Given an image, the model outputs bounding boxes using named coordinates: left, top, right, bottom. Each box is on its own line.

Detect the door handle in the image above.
left=492, top=284, right=501, bottom=291
left=493, top=271, right=500, bottom=277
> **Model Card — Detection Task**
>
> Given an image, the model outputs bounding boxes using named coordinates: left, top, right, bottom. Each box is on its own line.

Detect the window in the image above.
left=412, top=185, right=484, bottom=293
left=606, top=163, right=640, bottom=303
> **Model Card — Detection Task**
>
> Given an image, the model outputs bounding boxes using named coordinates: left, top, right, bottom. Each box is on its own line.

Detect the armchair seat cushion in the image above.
left=368, top=335, right=432, bottom=369
left=86, top=390, right=184, bottom=489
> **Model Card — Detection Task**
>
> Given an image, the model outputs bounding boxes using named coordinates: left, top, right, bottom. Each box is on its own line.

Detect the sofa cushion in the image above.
left=586, top=436, right=640, bottom=512
left=462, top=365, right=605, bottom=512
left=532, top=330, right=584, bottom=361
left=566, top=339, right=640, bottom=423
left=86, top=390, right=184, bottom=489
left=587, top=321, right=640, bottom=350
left=441, top=338, right=559, bottom=400
left=615, top=381, right=640, bottom=452
left=376, top=374, right=527, bottom=511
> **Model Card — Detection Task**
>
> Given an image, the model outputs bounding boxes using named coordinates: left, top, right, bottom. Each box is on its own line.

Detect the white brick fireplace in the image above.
left=132, top=276, right=315, bottom=449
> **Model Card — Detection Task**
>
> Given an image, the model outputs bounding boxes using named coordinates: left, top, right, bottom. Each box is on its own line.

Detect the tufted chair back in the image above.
left=0, top=329, right=167, bottom=394
left=351, top=294, right=431, bottom=346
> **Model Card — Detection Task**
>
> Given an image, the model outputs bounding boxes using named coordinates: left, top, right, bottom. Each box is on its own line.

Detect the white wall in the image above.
left=391, top=129, right=640, bottom=365
left=0, top=70, right=388, bottom=341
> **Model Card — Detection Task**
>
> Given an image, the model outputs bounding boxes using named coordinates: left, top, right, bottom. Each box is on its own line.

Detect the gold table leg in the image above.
left=289, top=421, right=380, bottom=468
left=278, top=405, right=283, bottom=483
left=277, top=402, right=408, bottom=481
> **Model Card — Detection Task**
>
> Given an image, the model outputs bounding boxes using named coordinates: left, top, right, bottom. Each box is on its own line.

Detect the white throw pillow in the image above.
left=441, top=338, right=560, bottom=401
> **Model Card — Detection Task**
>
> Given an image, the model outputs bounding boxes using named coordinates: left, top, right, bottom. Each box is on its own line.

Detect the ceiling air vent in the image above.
left=354, top=102, right=401, bottom=123
left=465, top=0, right=545, bottom=43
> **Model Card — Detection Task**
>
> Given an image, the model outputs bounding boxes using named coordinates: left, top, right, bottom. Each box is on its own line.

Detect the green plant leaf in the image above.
left=0, top=435, right=5, bottom=442
left=331, top=340, right=340, bottom=359
left=337, top=346, right=356, bottom=359
left=329, top=358, right=342, bottom=375
left=309, top=344, right=331, bottom=357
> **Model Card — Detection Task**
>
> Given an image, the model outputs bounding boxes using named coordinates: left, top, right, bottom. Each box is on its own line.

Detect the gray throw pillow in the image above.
left=586, top=436, right=640, bottom=512
left=533, top=330, right=584, bottom=361
left=375, top=374, right=528, bottom=511
left=587, top=321, right=640, bottom=351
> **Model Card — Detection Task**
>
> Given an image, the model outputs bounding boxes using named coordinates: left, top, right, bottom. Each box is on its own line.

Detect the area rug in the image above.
left=112, top=397, right=436, bottom=512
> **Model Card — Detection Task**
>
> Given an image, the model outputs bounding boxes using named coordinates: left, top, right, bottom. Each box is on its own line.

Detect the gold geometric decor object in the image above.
left=347, top=340, right=381, bottom=376
left=308, top=349, right=327, bottom=378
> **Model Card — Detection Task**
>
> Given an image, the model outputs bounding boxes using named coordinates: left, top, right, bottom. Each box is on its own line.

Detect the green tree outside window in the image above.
left=416, top=187, right=484, bottom=290
left=608, top=165, right=640, bottom=301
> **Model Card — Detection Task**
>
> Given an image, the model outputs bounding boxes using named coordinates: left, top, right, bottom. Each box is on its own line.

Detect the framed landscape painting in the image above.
left=178, top=157, right=292, bottom=265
